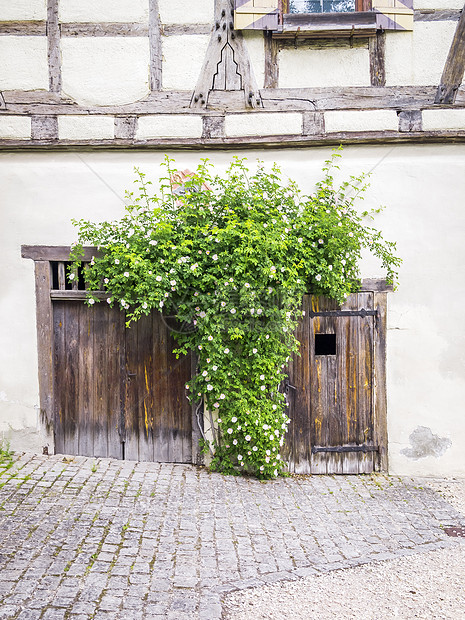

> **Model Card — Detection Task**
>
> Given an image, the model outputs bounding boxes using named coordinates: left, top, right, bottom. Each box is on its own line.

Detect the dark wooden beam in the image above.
left=369, top=32, right=386, bottom=87
left=149, top=0, right=162, bottom=91
left=33, top=261, right=54, bottom=429
left=22, top=245, right=99, bottom=261
left=264, top=31, right=279, bottom=89
left=47, top=0, right=61, bottom=94
left=435, top=7, right=465, bottom=104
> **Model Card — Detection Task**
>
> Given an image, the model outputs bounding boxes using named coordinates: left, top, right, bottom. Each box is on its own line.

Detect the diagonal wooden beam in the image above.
left=435, top=4, right=465, bottom=104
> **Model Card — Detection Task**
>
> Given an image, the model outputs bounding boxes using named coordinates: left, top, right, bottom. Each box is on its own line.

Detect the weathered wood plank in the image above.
left=292, top=295, right=313, bottom=473
left=47, top=0, right=61, bottom=94
left=3, top=85, right=462, bottom=116
left=152, top=311, right=170, bottom=463
left=264, top=31, right=279, bottom=89
left=0, top=21, right=46, bottom=35
left=105, top=306, right=124, bottom=459
left=138, top=314, right=155, bottom=462
left=369, top=32, right=386, bottom=87
left=31, top=115, right=58, bottom=141
left=398, top=110, right=422, bottom=132
left=53, top=301, right=66, bottom=454
left=77, top=303, right=94, bottom=457
left=34, top=261, right=54, bottom=431
left=357, top=292, right=375, bottom=474
left=60, top=23, right=149, bottom=37
left=63, top=302, right=80, bottom=456
left=360, top=278, right=394, bottom=292
left=92, top=302, right=109, bottom=458
left=162, top=24, right=212, bottom=36
left=309, top=296, right=327, bottom=474
left=114, top=116, right=137, bottom=140
left=22, top=245, right=99, bottom=261
left=5, top=129, right=465, bottom=151
left=124, top=320, right=140, bottom=461
left=373, top=292, right=388, bottom=472
left=149, top=0, right=162, bottom=91
left=202, top=115, right=225, bottom=138
left=435, top=7, right=465, bottom=104
left=302, top=111, right=324, bottom=136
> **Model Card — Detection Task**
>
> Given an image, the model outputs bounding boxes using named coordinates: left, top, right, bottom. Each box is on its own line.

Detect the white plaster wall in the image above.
left=325, top=110, right=399, bottom=133
left=423, top=109, right=465, bottom=131
left=61, top=38, right=150, bottom=106
left=162, top=35, right=210, bottom=90
left=414, top=0, right=463, bottom=8
left=278, top=46, right=371, bottom=88
left=158, top=0, right=214, bottom=24
left=242, top=31, right=266, bottom=90
left=59, top=0, right=149, bottom=23
left=0, top=37, right=48, bottom=91
left=58, top=116, right=115, bottom=140
left=0, top=116, right=31, bottom=140
left=225, top=112, right=302, bottom=136
left=1, top=146, right=464, bottom=477
left=385, top=22, right=457, bottom=86
left=0, top=0, right=46, bottom=21
left=137, top=115, right=203, bottom=139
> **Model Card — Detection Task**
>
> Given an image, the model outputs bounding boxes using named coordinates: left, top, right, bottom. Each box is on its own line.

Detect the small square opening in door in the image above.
left=315, top=333, right=336, bottom=356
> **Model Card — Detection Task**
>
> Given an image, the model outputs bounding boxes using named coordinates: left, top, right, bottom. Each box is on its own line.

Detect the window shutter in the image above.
left=372, top=0, right=413, bottom=30
left=234, top=0, right=280, bottom=30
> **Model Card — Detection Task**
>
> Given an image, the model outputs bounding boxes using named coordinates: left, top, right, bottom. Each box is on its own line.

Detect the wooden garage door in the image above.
left=53, top=300, right=192, bottom=462
left=283, top=292, right=383, bottom=474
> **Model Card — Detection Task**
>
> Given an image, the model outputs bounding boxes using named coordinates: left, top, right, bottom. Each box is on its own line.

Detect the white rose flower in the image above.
left=115, top=259, right=120, bottom=264
left=237, top=454, right=243, bottom=460
left=260, top=385, right=266, bottom=391
left=252, top=446, right=258, bottom=452
left=227, top=428, right=233, bottom=434
left=106, top=298, right=112, bottom=304
left=224, top=348, right=230, bottom=354
left=220, top=394, right=225, bottom=399
left=156, top=275, right=162, bottom=282
left=252, top=348, right=257, bottom=354
left=207, top=384, right=213, bottom=391
left=315, top=274, right=322, bottom=281
left=124, top=272, right=130, bottom=277
left=231, top=417, right=237, bottom=423
left=88, top=299, right=95, bottom=305
left=245, top=435, right=251, bottom=442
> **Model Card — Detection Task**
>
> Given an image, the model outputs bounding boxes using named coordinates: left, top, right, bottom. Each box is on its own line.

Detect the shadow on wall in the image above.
left=401, top=426, right=452, bottom=460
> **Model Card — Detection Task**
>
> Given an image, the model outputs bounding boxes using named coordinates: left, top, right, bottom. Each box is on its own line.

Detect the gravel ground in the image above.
left=222, top=478, right=465, bottom=620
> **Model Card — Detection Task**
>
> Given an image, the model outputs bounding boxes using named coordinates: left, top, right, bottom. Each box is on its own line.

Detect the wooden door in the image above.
left=283, top=293, right=381, bottom=474
left=53, top=301, right=192, bottom=462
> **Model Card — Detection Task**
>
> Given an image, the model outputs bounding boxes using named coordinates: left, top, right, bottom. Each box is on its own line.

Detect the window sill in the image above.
left=273, top=11, right=378, bottom=38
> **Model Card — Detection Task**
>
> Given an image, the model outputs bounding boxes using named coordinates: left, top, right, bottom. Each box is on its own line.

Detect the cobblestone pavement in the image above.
left=0, top=453, right=464, bottom=620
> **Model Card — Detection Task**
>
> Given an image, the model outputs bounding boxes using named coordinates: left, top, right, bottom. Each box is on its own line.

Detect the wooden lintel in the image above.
left=360, top=278, right=394, bottom=292
left=22, top=245, right=99, bottom=261
left=435, top=8, right=465, bottom=104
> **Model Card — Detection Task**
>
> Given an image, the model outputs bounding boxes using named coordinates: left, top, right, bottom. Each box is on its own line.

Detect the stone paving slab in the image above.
left=0, top=453, right=464, bottom=619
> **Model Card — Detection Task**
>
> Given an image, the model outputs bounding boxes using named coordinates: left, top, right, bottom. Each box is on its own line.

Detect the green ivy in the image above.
left=70, top=150, right=401, bottom=479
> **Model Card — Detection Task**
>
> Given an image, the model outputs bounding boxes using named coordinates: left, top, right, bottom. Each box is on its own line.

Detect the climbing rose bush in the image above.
left=70, top=152, right=401, bottom=479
